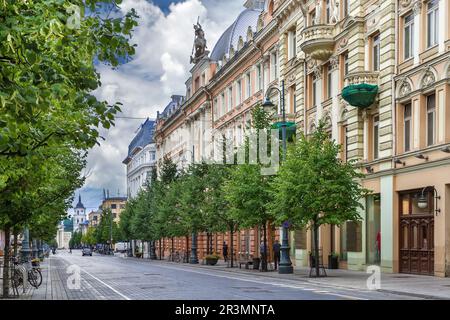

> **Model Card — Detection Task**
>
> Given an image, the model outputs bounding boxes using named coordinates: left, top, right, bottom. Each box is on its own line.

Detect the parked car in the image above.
left=82, top=248, right=92, bottom=256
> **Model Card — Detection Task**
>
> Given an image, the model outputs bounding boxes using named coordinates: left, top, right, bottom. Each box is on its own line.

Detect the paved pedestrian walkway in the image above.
left=139, top=258, right=450, bottom=300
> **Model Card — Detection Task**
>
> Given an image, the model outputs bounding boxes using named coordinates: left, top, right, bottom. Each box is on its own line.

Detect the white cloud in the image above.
left=74, top=0, right=244, bottom=208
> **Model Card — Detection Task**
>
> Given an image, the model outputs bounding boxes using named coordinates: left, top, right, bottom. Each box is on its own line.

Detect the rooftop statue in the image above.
left=190, top=19, right=208, bottom=64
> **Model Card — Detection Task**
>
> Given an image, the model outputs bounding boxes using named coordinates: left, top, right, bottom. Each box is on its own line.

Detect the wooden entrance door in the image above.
left=399, top=190, right=434, bottom=275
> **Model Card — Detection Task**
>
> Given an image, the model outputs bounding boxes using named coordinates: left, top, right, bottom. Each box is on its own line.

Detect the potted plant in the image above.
left=205, top=254, right=220, bottom=266
left=328, top=252, right=339, bottom=269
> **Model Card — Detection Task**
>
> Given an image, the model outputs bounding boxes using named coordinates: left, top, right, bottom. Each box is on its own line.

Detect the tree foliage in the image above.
left=270, top=120, right=370, bottom=276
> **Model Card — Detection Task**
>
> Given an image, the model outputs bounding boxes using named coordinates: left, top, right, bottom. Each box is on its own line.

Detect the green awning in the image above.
left=342, top=83, right=379, bottom=108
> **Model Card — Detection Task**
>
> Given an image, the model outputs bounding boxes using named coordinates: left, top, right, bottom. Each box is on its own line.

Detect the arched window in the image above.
left=268, top=0, right=274, bottom=16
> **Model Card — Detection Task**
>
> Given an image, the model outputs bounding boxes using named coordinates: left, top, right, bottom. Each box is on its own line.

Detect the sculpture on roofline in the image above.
left=190, top=18, right=208, bottom=64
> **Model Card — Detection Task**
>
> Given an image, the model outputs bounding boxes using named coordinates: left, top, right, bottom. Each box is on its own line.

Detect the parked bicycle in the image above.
left=10, top=256, right=43, bottom=290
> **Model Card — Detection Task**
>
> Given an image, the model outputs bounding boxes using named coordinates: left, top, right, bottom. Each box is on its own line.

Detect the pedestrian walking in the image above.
left=273, top=240, right=281, bottom=270
left=222, top=241, right=228, bottom=262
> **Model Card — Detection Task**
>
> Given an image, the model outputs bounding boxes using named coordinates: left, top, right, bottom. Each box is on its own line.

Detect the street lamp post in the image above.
left=262, top=80, right=294, bottom=274
left=32, top=239, right=39, bottom=259
left=21, top=228, right=32, bottom=264
left=110, top=211, right=113, bottom=254
left=38, top=239, right=44, bottom=260
left=183, top=145, right=199, bottom=264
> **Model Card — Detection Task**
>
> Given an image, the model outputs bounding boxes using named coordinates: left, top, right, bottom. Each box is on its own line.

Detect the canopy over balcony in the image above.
left=342, top=71, right=379, bottom=108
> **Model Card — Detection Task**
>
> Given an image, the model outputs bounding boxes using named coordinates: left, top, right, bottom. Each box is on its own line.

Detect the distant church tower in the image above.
left=73, top=194, right=86, bottom=232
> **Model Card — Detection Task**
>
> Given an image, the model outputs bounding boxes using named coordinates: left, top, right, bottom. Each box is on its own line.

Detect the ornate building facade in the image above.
left=153, top=0, right=450, bottom=276
left=123, top=118, right=157, bottom=199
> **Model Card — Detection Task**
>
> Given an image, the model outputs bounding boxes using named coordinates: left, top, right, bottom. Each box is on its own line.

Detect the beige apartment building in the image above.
left=101, top=196, right=127, bottom=224
left=280, top=0, right=449, bottom=277
left=154, top=0, right=450, bottom=276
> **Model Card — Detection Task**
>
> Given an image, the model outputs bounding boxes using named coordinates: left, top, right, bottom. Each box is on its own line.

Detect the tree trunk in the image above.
left=210, top=233, right=213, bottom=254
left=13, top=231, right=18, bottom=257
left=314, top=222, right=320, bottom=277
left=159, top=239, right=162, bottom=260
left=229, top=224, right=234, bottom=268
left=2, top=226, right=11, bottom=298
left=262, top=222, right=268, bottom=271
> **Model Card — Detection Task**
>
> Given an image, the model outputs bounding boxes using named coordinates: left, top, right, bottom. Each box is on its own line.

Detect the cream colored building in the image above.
left=153, top=0, right=450, bottom=276
left=101, top=196, right=127, bottom=224
left=274, top=0, right=450, bottom=277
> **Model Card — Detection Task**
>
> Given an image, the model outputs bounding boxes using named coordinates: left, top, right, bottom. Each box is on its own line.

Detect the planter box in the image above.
left=205, top=258, right=218, bottom=266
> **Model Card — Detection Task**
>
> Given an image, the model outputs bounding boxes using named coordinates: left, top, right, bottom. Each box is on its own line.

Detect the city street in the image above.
left=30, top=250, right=423, bottom=300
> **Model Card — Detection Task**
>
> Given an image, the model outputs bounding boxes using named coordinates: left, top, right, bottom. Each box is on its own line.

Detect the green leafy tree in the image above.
left=223, top=105, right=275, bottom=270
left=0, top=0, right=138, bottom=157
left=129, top=168, right=160, bottom=258
left=0, top=0, right=137, bottom=297
left=270, top=120, right=370, bottom=277
left=201, top=164, right=239, bottom=265
left=1, top=147, right=85, bottom=297
left=81, top=227, right=96, bottom=246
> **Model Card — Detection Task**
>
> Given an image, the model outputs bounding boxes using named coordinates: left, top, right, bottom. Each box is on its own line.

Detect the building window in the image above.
left=427, top=0, right=439, bottom=48
left=326, top=0, right=331, bottom=23
left=426, top=94, right=436, bottom=146
left=404, top=13, right=414, bottom=60
left=372, top=34, right=380, bottom=71
left=293, top=93, right=297, bottom=113
left=221, top=92, right=226, bottom=115
left=288, top=86, right=296, bottom=114
left=194, top=77, right=200, bottom=91
left=256, top=65, right=262, bottom=91
left=201, top=73, right=206, bottom=86
left=373, top=115, right=379, bottom=159
left=312, top=74, right=320, bottom=107
left=227, top=87, right=233, bottom=111
left=236, top=80, right=242, bottom=105
left=327, top=64, right=333, bottom=99
left=310, top=10, right=316, bottom=26
left=270, top=52, right=278, bottom=81
left=245, top=73, right=251, bottom=99
left=404, top=103, right=412, bottom=152
left=344, top=0, right=349, bottom=17
left=344, top=53, right=349, bottom=76
left=288, top=29, right=297, bottom=60
left=213, top=98, right=218, bottom=117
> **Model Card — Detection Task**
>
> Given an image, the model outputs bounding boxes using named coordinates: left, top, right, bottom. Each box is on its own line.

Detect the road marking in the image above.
left=142, top=263, right=365, bottom=299
left=58, top=254, right=131, bottom=300
left=322, top=292, right=368, bottom=300
left=81, top=269, right=131, bottom=300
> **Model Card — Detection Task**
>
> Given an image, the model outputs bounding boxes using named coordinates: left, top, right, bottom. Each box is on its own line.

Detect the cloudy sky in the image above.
left=72, top=0, right=244, bottom=212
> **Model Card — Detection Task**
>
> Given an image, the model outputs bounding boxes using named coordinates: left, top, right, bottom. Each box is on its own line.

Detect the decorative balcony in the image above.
left=342, top=72, right=379, bottom=109
left=300, top=25, right=335, bottom=61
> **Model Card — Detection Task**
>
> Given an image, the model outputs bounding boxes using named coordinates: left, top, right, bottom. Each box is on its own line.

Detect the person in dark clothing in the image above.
left=222, top=241, right=228, bottom=262
left=273, top=240, right=281, bottom=270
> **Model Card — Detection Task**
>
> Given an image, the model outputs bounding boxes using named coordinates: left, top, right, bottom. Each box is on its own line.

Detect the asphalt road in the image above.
left=43, top=250, right=419, bottom=300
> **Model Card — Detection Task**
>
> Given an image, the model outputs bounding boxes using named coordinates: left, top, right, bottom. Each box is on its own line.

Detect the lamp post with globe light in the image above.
left=261, top=80, right=294, bottom=274
left=181, top=145, right=199, bottom=264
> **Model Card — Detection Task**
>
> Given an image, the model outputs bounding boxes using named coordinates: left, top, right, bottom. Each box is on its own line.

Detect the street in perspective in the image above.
left=2, top=0, right=450, bottom=311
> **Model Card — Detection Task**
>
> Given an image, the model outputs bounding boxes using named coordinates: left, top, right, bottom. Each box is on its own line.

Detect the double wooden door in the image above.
left=399, top=191, right=434, bottom=275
